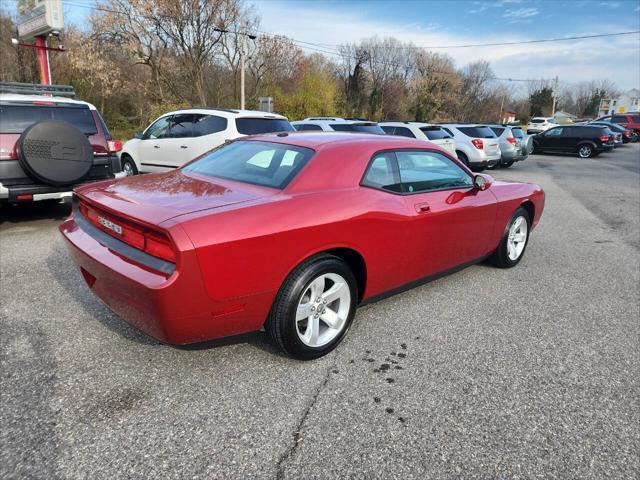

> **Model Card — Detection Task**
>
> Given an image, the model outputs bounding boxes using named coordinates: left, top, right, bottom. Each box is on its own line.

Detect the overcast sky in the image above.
left=48, top=0, right=640, bottom=92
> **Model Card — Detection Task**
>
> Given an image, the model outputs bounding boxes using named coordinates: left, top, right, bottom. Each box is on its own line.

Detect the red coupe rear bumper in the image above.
left=59, top=215, right=271, bottom=344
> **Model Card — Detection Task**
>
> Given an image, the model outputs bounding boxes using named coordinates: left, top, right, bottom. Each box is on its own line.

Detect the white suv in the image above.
left=379, top=122, right=456, bottom=155
left=438, top=124, right=501, bottom=170
left=527, top=117, right=558, bottom=134
left=120, top=108, right=293, bottom=174
left=291, top=117, right=385, bottom=134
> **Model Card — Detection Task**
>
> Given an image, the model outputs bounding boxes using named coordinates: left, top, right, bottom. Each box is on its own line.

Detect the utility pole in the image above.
left=240, top=33, right=246, bottom=110
left=551, top=75, right=559, bottom=116
left=498, top=92, right=505, bottom=123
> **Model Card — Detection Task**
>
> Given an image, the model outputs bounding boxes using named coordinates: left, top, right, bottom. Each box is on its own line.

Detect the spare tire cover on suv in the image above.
left=17, top=120, right=94, bottom=186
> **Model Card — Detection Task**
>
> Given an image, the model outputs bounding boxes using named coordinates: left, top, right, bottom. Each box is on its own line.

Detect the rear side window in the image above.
left=512, top=128, right=524, bottom=138
left=490, top=127, right=505, bottom=136
left=350, top=124, right=385, bottom=134
left=458, top=126, right=495, bottom=139
left=386, top=126, right=415, bottom=138
left=330, top=124, right=351, bottom=132
left=295, top=123, right=323, bottom=131
left=235, top=118, right=294, bottom=135
left=361, top=153, right=402, bottom=193
left=420, top=127, right=451, bottom=140
left=193, top=115, right=227, bottom=136
left=632, top=115, right=640, bottom=123
left=184, top=140, right=313, bottom=189
left=611, top=116, right=628, bottom=123
left=0, top=104, right=98, bottom=134
left=94, top=111, right=112, bottom=140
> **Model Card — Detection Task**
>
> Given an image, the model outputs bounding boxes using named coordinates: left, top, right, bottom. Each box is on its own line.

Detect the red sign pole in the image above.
left=34, top=35, right=51, bottom=85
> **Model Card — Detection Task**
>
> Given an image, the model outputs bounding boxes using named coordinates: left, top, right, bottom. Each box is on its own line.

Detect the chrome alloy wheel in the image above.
left=122, top=160, right=135, bottom=176
left=578, top=145, right=592, bottom=158
left=507, top=215, right=528, bottom=261
left=295, top=273, right=351, bottom=348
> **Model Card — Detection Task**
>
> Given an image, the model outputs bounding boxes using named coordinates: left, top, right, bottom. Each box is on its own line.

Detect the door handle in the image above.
left=153, top=145, right=160, bottom=149
left=180, top=145, right=188, bottom=149
left=415, top=202, right=430, bottom=213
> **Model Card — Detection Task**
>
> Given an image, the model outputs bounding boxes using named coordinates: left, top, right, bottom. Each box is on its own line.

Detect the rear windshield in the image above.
left=458, top=126, right=495, bottom=139
left=183, top=140, right=313, bottom=189
left=512, top=128, right=524, bottom=138
left=420, top=127, right=451, bottom=140
left=330, top=123, right=385, bottom=134
left=235, top=118, right=294, bottom=135
left=0, top=104, right=98, bottom=134
left=530, top=118, right=545, bottom=123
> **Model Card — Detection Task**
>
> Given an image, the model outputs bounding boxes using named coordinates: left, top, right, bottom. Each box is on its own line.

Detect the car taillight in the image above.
left=599, top=134, right=610, bottom=142
left=107, top=140, right=123, bottom=153
left=78, top=201, right=177, bottom=264
left=623, top=131, right=631, bottom=137
left=506, top=137, right=517, bottom=145
left=471, top=138, right=484, bottom=149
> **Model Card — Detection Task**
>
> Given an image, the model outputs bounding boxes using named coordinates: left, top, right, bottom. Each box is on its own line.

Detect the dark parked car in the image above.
left=0, top=82, right=123, bottom=203
left=588, top=121, right=637, bottom=143
left=532, top=125, right=615, bottom=158
left=595, top=114, right=640, bottom=135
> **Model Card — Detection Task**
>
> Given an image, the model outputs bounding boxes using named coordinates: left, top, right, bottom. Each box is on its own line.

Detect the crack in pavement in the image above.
left=274, top=353, right=337, bottom=480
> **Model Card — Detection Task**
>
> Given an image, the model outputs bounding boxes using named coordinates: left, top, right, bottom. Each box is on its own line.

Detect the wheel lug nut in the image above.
left=310, top=306, right=315, bottom=311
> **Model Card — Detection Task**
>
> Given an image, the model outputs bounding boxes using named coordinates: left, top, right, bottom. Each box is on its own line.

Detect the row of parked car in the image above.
left=1, top=81, right=637, bottom=204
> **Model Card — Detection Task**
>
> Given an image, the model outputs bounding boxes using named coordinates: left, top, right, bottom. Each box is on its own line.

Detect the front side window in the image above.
left=167, top=114, right=194, bottom=138
left=183, top=140, right=313, bottom=189
left=361, top=153, right=402, bottom=193
left=396, top=151, right=473, bottom=193
left=611, top=116, right=627, bottom=124
left=144, top=116, right=172, bottom=139
left=235, top=118, right=294, bottom=135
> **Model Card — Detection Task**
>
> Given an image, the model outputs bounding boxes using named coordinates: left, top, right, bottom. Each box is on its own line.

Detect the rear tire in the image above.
left=577, top=143, right=594, bottom=158
left=456, top=151, right=470, bottom=167
left=489, top=207, right=530, bottom=268
left=266, top=254, right=357, bottom=360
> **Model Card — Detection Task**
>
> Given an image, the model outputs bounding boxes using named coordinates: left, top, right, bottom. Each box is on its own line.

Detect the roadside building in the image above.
left=501, top=108, right=517, bottom=124
left=598, top=88, right=640, bottom=116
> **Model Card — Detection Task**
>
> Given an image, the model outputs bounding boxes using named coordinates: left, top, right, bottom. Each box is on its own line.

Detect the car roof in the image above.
left=293, top=119, right=378, bottom=125
left=0, top=93, right=96, bottom=110
left=378, top=121, right=439, bottom=127
left=167, top=108, right=288, bottom=119
left=236, top=131, right=445, bottom=150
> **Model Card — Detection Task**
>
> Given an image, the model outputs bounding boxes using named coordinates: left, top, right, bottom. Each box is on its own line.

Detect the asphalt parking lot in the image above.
left=1, top=144, right=639, bottom=479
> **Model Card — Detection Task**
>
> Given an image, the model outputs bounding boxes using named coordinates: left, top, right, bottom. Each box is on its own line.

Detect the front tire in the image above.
left=489, top=207, right=530, bottom=268
left=266, top=254, right=357, bottom=360
left=121, top=155, right=138, bottom=176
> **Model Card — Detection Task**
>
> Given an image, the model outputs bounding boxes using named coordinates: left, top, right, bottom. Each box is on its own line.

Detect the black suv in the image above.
left=0, top=82, right=123, bottom=204
left=532, top=125, right=615, bottom=158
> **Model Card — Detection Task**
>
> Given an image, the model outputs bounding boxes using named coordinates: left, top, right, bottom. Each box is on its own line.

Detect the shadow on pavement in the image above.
left=0, top=200, right=71, bottom=225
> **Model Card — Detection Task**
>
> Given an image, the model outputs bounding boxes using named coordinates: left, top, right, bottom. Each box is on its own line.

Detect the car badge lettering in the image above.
left=98, top=216, right=123, bottom=235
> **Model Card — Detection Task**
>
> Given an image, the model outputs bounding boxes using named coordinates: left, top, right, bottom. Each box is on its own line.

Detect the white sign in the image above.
left=17, top=0, right=64, bottom=41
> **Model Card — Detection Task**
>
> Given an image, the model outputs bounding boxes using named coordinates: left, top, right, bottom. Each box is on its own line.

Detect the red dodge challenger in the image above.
left=60, top=132, right=545, bottom=359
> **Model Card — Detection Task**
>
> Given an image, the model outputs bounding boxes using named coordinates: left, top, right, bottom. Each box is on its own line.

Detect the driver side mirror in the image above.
left=133, top=131, right=144, bottom=140
left=473, top=174, right=493, bottom=191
